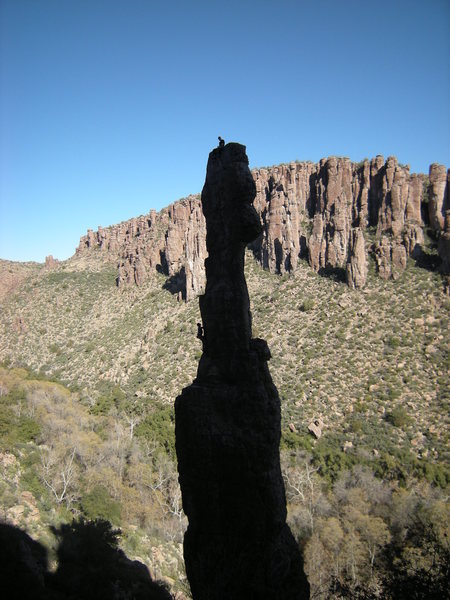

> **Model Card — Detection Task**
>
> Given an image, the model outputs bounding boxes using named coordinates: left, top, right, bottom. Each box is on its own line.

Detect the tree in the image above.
left=281, top=450, right=329, bottom=537
left=40, top=445, right=79, bottom=507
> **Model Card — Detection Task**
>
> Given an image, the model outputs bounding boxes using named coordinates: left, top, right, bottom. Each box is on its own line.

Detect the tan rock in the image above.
left=308, top=417, right=324, bottom=439
left=428, top=164, right=448, bottom=232
left=374, top=237, right=407, bottom=280
left=0, top=452, right=17, bottom=468
left=346, top=228, right=367, bottom=289
left=75, top=156, right=447, bottom=296
left=438, top=208, right=450, bottom=277
left=7, top=505, right=25, bottom=525
left=308, top=214, right=325, bottom=272
left=45, top=255, right=58, bottom=269
left=392, top=243, right=407, bottom=279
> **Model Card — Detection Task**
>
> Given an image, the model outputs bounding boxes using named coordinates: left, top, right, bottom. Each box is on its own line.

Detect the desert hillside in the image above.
left=0, top=156, right=448, bottom=598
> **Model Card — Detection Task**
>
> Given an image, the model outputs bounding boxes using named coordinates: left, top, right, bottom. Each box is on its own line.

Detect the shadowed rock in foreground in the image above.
left=175, top=143, right=309, bottom=599
left=0, top=519, right=172, bottom=600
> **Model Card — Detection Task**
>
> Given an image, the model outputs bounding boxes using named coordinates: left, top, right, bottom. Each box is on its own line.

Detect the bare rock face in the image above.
left=434, top=169, right=450, bottom=293
left=374, top=236, right=394, bottom=280
left=252, top=155, right=425, bottom=284
left=76, top=156, right=448, bottom=293
left=312, top=157, right=354, bottom=269
left=308, top=214, right=326, bottom=272
left=439, top=209, right=450, bottom=294
left=44, top=255, right=58, bottom=269
left=164, top=198, right=207, bottom=300
left=78, top=196, right=206, bottom=300
left=308, top=418, right=324, bottom=439
left=374, top=236, right=408, bottom=280
left=346, top=228, right=367, bottom=288
left=428, top=164, right=448, bottom=233
left=175, top=143, right=309, bottom=599
left=250, top=162, right=314, bottom=273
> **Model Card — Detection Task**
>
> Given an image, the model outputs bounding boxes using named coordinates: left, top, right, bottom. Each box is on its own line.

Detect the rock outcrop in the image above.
left=430, top=167, right=450, bottom=293
left=79, top=196, right=206, bottom=301
left=44, top=255, right=58, bottom=269
left=76, top=157, right=448, bottom=295
left=346, top=228, right=367, bottom=288
left=439, top=207, right=450, bottom=294
left=428, top=164, right=448, bottom=233
left=175, top=143, right=309, bottom=599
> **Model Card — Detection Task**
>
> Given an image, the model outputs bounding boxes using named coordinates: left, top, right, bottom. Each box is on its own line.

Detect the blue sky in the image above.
left=1, top=0, right=449, bottom=262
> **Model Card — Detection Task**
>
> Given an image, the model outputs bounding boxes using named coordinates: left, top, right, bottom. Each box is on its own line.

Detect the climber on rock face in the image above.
left=196, top=322, right=204, bottom=341
left=218, top=136, right=225, bottom=148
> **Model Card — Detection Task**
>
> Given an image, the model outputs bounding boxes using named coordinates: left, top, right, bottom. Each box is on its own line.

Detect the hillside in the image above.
left=1, top=241, right=448, bottom=473
left=0, top=155, right=449, bottom=598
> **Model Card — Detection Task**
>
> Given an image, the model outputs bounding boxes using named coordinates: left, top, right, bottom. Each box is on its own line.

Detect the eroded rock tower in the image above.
left=175, top=143, right=309, bottom=599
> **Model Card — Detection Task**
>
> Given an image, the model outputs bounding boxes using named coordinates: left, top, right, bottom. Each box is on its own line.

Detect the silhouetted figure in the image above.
left=218, top=136, right=225, bottom=148
left=175, top=142, right=309, bottom=599
left=196, top=322, right=204, bottom=341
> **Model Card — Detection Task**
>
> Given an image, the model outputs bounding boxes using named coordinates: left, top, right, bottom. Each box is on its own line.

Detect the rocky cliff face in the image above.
left=76, top=156, right=449, bottom=295
left=428, top=164, right=450, bottom=291
left=77, top=195, right=206, bottom=301
left=175, top=142, right=309, bottom=599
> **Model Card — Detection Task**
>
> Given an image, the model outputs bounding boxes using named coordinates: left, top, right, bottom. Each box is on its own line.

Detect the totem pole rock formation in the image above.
left=175, top=143, right=309, bottom=599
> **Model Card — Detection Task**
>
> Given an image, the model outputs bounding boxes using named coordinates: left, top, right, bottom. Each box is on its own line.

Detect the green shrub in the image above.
left=349, top=418, right=364, bottom=433
left=385, top=406, right=411, bottom=428
left=90, top=384, right=126, bottom=415
left=300, top=298, right=315, bottom=312
left=421, top=461, right=449, bottom=488
left=386, top=336, right=400, bottom=348
left=81, top=486, right=122, bottom=524
left=16, top=417, right=41, bottom=442
left=0, top=394, right=40, bottom=445
left=135, top=404, right=175, bottom=456
left=312, top=439, right=358, bottom=483
left=0, top=404, right=15, bottom=440
left=281, top=430, right=313, bottom=452
left=21, top=466, right=47, bottom=501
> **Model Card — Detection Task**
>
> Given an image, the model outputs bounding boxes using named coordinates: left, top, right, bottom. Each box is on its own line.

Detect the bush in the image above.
left=90, top=385, right=126, bottom=415
left=281, top=430, right=313, bottom=452
left=81, top=486, right=122, bottom=524
left=17, top=417, right=41, bottom=443
left=312, top=439, right=358, bottom=483
left=300, top=298, right=315, bottom=312
left=0, top=395, right=40, bottom=445
left=135, top=404, right=175, bottom=456
left=385, top=406, right=411, bottom=428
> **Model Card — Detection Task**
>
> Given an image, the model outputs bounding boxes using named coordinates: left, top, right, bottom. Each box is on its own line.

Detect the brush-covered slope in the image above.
left=1, top=241, right=448, bottom=468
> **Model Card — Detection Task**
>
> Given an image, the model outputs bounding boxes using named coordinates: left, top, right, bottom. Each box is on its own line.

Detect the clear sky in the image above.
left=1, top=0, right=449, bottom=262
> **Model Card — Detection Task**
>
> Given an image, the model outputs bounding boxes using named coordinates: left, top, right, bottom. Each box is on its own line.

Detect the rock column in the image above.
left=175, top=143, right=309, bottom=599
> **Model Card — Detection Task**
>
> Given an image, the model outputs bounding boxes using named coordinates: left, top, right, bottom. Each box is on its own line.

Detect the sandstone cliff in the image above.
left=76, top=156, right=449, bottom=295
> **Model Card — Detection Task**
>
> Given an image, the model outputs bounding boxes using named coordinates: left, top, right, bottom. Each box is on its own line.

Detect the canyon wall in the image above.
left=76, top=157, right=449, bottom=295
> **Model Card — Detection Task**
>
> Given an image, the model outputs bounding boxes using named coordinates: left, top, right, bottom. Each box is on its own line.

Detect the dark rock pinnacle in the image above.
left=175, top=143, right=310, bottom=599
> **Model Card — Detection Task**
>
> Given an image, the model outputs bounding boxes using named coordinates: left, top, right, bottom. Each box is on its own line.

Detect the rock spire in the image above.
left=175, top=143, right=309, bottom=599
